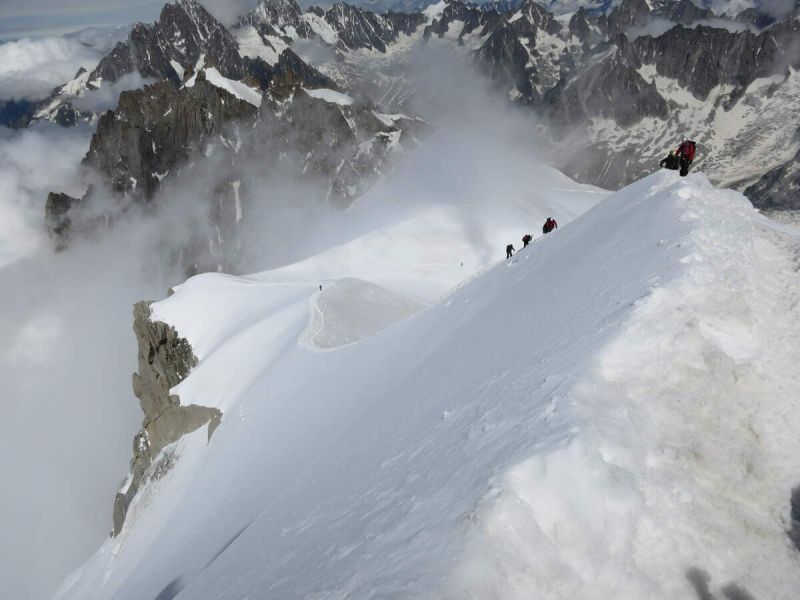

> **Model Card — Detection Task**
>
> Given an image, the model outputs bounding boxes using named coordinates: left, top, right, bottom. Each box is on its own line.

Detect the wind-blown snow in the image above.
left=304, top=87, right=355, bottom=105
left=55, top=172, right=800, bottom=600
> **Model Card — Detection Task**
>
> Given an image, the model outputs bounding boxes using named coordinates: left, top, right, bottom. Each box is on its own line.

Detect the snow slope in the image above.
left=56, top=171, right=800, bottom=599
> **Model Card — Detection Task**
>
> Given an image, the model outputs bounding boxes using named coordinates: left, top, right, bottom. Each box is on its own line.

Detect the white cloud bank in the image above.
left=0, top=36, right=102, bottom=101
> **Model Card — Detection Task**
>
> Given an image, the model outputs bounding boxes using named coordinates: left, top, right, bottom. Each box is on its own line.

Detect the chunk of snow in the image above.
left=304, top=88, right=354, bottom=106
left=169, top=60, right=184, bottom=80
left=423, top=0, right=447, bottom=23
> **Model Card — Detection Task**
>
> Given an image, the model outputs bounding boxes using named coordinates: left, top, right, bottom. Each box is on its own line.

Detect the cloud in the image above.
left=0, top=125, right=90, bottom=266
left=703, top=0, right=795, bottom=18
left=72, top=72, right=156, bottom=113
left=0, top=36, right=103, bottom=101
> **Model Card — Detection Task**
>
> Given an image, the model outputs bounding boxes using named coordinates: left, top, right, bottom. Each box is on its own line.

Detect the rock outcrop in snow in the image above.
left=113, top=301, right=221, bottom=535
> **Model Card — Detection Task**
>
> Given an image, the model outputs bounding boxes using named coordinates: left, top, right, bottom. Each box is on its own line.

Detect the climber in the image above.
left=522, top=234, right=532, bottom=247
left=542, top=217, right=557, bottom=234
left=659, top=151, right=679, bottom=171
left=506, top=244, right=515, bottom=259
left=675, top=137, right=697, bottom=177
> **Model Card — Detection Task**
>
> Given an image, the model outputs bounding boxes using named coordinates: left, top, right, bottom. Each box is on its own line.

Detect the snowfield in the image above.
left=56, top=171, right=800, bottom=599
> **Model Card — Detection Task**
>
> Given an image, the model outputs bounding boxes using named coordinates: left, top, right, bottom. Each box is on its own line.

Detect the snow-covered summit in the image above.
left=56, top=169, right=800, bottom=599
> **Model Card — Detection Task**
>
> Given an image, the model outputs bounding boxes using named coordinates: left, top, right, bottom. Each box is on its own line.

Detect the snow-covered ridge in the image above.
left=55, top=171, right=800, bottom=599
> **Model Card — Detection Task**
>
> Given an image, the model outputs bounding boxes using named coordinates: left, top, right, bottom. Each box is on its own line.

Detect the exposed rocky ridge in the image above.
left=633, top=21, right=800, bottom=101
left=545, top=35, right=669, bottom=128
left=83, top=75, right=258, bottom=201
left=48, top=45, right=423, bottom=268
left=112, top=301, right=221, bottom=535
left=324, top=2, right=404, bottom=52
left=654, top=0, right=715, bottom=24
left=91, top=0, right=244, bottom=85
left=44, top=192, right=82, bottom=251
left=745, top=143, right=800, bottom=210
left=36, top=0, right=800, bottom=226
left=606, top=0, right=652, bottom=36
left=241, top=0, right=314, bottom=38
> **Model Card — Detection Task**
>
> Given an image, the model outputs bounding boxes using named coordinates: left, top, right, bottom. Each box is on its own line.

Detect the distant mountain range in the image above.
left=31, top=0, right=800, bottom=278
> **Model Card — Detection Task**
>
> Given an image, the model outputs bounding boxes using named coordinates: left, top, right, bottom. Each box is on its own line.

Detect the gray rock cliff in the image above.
left=113, top=301, right=221, bottom=536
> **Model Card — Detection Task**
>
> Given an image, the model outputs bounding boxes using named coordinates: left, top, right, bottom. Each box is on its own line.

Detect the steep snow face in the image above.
left=56, top=171, right=800, bottom=600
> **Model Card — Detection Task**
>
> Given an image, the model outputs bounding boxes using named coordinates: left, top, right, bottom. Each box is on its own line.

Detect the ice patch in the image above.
left=304, top=87, right=354, bottom=106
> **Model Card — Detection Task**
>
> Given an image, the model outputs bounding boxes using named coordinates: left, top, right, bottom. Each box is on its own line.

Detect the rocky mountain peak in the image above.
left=240, top=0, right=313, bottom=38
left=89, top=0, right=244, bottom=86
left=515, top=0, right=562, bottom=35
left=569, top=7, right=593, bottom=41
left=324, top=2, right=400, bottom=52
left=653, top=0, right=716, bottom=25
left=607, top=0, right=652, bottom=36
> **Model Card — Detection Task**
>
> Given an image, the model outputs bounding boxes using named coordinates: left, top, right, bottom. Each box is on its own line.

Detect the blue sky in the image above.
left=0, top=1, right=164, bottom=40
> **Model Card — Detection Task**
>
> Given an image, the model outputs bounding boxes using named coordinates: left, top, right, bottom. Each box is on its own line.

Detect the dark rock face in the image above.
left=256, top=88, right=430, bottom=205
left=0, top=99, right=35, bottom=128
left=113, top=301, right=221, bottom=535
left=790, top=486, right=800, bottom=552
left=514, top=0, right=562, bottom=36
left=568, top=7, right=593, bottom=42
left=633, top=23, right=795, bottom=101
left=45, top=192, right=81, bottom=251
left=90, top=0, right=244, bottom=85
left=745, top=146, right=800, bottom=210
left=607, top=0, right=652, bottom=36
left=267, top=48, right=338, bottom=98
left=384, top=10, right=427, bottom=35
left=241, top=0, right=314, bottom=38
left=547, top=36, right=669, bottom=128
left=82, top=75, right=258, bottom=200
left=654, top=0, right=715, bottom=25
left=478, top=27, right=537, bottom=100
left=424, top=0, right=497, bottom=39
left=735, top=8, right=776, bottom=30
left=324, top=2, right=402, bottom=52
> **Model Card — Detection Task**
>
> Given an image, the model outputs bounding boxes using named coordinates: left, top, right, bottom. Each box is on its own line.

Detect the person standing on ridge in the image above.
left=542, top=217, right=557, bottom=234
left=506, top=244, right=515, bottom=259
left=675, top=137, right=697, bottom=177
left=659, top=150, right=679, bottom=171
left=522, top=234, right=532, bottom=247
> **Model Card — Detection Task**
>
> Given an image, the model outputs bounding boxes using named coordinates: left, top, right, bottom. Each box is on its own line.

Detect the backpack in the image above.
left=679, top=140, right=696, bottom=161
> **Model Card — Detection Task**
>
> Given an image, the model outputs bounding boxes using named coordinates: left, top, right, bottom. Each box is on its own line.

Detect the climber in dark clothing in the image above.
left=506, top=244, right=515, bottom=259
left=542, top=217, right=557, bottom=234
left=675, top=138, right=697, bottom=176
left=522, top=234, right=532, bottom=247
left=660, top=151, right=679, bottom=171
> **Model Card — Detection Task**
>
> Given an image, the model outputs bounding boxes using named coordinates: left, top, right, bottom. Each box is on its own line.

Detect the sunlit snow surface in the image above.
left=56, top=171, right=800, bottom=600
